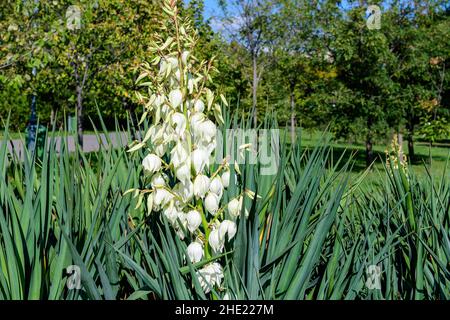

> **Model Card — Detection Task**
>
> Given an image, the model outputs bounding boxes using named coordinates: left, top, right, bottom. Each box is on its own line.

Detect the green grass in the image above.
left=297, top=129, right=449, bottom=179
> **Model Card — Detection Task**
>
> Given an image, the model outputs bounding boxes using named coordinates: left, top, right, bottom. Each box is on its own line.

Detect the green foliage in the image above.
left=1, top=112, right=449, bottom=300
left=0, top=0, right=160, bottom=130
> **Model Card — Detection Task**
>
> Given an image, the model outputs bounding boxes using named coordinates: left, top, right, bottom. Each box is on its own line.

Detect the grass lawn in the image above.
left=296, top=129, right=449, bottom=181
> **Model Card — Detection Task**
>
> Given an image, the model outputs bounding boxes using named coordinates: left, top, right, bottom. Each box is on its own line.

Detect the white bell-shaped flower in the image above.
left=142, top=154, right=162, bottom=174
left=219, top=220, right=237, bottom=242
left=186, top=210, right=202, bottom=233
left=174, top=181, right=194, bottom=203
left=163, top=204, right=179, bottom=224
left=194, top=99, right=205, bottom=113
left=186, top=242, right=203, bottom=263
left=209, top=176, right=223, bottom=198
left=197, top=262, right=224, bottom=293
left=169, top=89, right=182, bottom=108
left=227, top=197, right=242, bottom=218
left=208, top=228, right=224, bottom=254
left=190, top=113, right=206, bottom=134
left=193, top=174, right=210, bottom=198
left=151, top=173, right=166, bottom=188
left=197, top=137, right=216, bottom=154
left=191, top=148, right=209, bottom=174
left=166, top=56, right=178, bottom=69
left=205, top=192, right=219, bottom=215
left=154, top=188, right=174, bottom=208
left=154, top=94, right=165, bottom=108
left=198, top=120, right=216, bottom=143
left=159, top=59, right=168, bottom=75
left=170, top=142, right=189, bottom=168
left=175, top=163, right=191, bottom=183
left=172, top=112, right=186, bottom=137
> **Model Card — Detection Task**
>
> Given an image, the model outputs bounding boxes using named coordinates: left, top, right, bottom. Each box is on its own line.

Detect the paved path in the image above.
left=1, top=132, right=129, bottom=160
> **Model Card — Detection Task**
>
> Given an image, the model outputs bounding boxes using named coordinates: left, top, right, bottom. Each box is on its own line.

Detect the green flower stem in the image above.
left=197, top=198, right=211, bottom=259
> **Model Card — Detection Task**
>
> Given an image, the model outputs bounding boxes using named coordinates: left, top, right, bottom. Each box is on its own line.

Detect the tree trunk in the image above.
left=50, top=108, right=56, bottom=126
left=365, top=135, right=374, bottom=167
left=290, top=91, right=296, bottom=143
left=251, top=54, right=258, bottom=128
left=76, top=84, right=84, bottom=149
left=407, top=135, right=415, bottom=161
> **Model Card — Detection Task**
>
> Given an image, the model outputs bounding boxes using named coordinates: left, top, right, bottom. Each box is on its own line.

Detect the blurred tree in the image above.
left=0, top=0, right=159, bottom=142
left=218, top=0, right=277, bottom=126
left=380, top=0, right=449, bottom=158
left=330, top=3, right=397, bottom=166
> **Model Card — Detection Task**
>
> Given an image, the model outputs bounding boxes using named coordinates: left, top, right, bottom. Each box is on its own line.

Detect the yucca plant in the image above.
left=1, top=112, right=448, bottom=300
left=0, top=115, right=146, bottom=300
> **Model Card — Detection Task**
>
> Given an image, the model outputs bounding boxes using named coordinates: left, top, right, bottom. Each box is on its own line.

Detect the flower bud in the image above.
left=219, top=220, right=237, bottom=241
left=186, top=210, right=202, bottom=233
left=193, top=174, right=210, bottom=198
left=205, top=192, right=219, bottom=215
left=154, top=144, right=166, bottom=157
left=166, top=56, right=178, bottom=69
left=181, top=51, right=190, bottom=66
left=175, top=69, right=181, bottom=82
left=187, top=242, right=203, bottom=263
left=221, top=170, right=230, bottom=188
left=142, top=154, right=162, bottom=173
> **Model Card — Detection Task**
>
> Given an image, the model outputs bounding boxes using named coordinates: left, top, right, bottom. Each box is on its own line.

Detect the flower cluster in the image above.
left=385, top=134, right=408, bottom=173
left=128, top=0, right=243, bottom=295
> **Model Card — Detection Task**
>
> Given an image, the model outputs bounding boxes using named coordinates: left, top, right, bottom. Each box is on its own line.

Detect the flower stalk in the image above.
left=127, top=0, right=241, bottom=296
